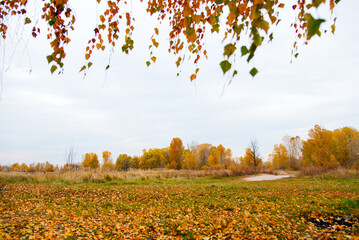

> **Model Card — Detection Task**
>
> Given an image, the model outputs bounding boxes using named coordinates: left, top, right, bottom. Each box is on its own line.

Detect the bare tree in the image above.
left=249, top=139, right=261, bottom=167
left=283, top=135, right=302, bottom=170
left=64, top=145, right=79, bottom=171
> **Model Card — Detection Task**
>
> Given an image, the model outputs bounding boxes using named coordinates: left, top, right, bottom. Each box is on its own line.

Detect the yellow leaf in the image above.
left=227, top=12, right=236, bottom=24
left=176, top=57, right=182, bottom=67
left=151, top=56, right=157, bottom=63
left=254, top=0, right=263, bottom=5
left=183, top=6, right=192, bottom=17
left=152, top=39, right=159, bottom=48
left=192, top=15, right=202, bottom=24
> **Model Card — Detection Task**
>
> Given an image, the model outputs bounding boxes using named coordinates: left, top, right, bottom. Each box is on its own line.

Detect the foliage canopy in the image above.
left=0, top=0, right=339, bottom=79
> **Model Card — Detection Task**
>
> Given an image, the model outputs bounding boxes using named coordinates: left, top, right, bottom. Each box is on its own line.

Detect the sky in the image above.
left=0, top=0, right=358, bottom=166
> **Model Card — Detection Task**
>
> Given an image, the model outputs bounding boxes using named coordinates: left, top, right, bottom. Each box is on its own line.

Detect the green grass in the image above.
left=0, top=175, right=358, bottom=239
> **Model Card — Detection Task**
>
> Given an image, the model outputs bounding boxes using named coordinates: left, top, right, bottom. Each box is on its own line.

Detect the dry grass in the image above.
left=298, top=166, right=359, bottom=179
left=0, top=168, right=260, bottom=184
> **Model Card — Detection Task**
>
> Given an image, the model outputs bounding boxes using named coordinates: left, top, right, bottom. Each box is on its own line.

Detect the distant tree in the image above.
left=223, top=147, right=234, bottom=168
left=28, top=163, right=36, bottom=172
left=82, top=153, right=100, bottom=170
left=196, top=143, right=212, bottom=168
left=240, top=140, right=262, bottom=167
left=64, top=145, right=78, bottom=171
left=131, top=156, right=140, bottom=169
left=333, top=127, right=359, bottom=167
left=20, top=163, right=29, bottom=172
left=116, top=154, right=132, bottom=171
left=168, top=138, right=184, bottom=170
left=283, top=135, right=302, bottom=170
left=11, top=163, right=20, bottom=172
left=44, top=161, right=55, bottom=172
left=249, top=140, right=262, bottom=167
left=240, top=148, right=253, bottom=167
left=102, top=151, right=115, bottom=171
left=268, top=144, right=289, bottom=170
left=217, top=144, right=226, bottom=166
left=140, top=148, right=168, bottom=169
left=208, top=147, right=221, bottom=169
left=302, top=125, right=359, bottom=169
left=302, top=125, right=338, bottom=168
left=182, top=150, right=200, bottom=170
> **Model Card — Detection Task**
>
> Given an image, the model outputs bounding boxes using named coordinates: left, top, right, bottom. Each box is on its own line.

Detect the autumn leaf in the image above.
left=46, top=55, right=53, bottom=64
left=224, top=44, right=236, bottom=58
left=80, top=65, right=86, bottom=72
left=50, top=65, right=57, bottom=74
left=24, top=17, right=31, bottom=24
left=220, top=60, right=231, bottom=74
left=190, top=74, right=196, bottom=81
left=0, top=0, right=340, bottom=81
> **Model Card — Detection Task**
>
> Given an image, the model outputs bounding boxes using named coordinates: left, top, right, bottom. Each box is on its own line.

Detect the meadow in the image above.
left=0, top=171, right=358, bottom=239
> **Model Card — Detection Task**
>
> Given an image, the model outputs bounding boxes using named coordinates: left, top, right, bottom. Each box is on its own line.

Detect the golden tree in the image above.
left=82, top=152, right=100, bottom=170
left=168, top=137, right=184, bottom=169
left=268, top=144, right=289, bottom=170
left=102, top=151, right=115, bottom=171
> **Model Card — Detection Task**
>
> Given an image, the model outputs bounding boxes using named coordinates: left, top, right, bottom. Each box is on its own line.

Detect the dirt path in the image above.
left=243, top=174, right=293, bottom=182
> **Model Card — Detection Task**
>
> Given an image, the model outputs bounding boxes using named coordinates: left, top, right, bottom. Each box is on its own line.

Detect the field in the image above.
left=1, top=172, right=358, bottom=239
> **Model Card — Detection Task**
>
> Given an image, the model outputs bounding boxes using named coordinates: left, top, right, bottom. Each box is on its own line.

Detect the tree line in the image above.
left=2, top=125, right=358, bottom=172
left=268, top=125, right=359, bottom=170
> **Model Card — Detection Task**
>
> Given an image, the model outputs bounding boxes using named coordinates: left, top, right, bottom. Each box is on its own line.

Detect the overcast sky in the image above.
left=0, top=0, right=358, bottom=166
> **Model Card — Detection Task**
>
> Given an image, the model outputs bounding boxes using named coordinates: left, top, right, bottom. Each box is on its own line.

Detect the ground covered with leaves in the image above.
left=0, top=177, right=358, bottom=239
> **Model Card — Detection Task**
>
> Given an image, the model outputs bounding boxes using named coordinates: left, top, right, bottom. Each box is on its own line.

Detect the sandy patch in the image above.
left=243, top=174, right=292, bottom=182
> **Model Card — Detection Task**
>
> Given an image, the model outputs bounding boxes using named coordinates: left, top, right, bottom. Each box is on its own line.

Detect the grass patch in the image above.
left=0, top=174, right=358, bottom=239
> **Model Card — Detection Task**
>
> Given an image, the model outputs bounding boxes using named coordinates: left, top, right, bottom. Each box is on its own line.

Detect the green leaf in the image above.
left=220, top=60, right=232, bottom=74
left=232, top=70, right=238, bottom=77
left=295, top=53, right=299, bottom=58
left=146, top=61, right=151, bottom=67
left=269, top=33, right=274, bottom=42
left=49, top=18, right=56, bottom=26
left=247, top=53, right=254, bottom=62
left=24, top=17, right=31, bottom=25
left=312, top=0, right=325, bottom=7
left=105, top=65, right=110, bottom=70
left=250, top=67, right=258, bottom=77
left=224, top=44, right=236, bottom=58
left=304, top=13, right=325, bottom=40
left=88, top=62, right=93, bottom=68
left=79, top=65, right=86, bottom=72
left=50, top=65, right=57, bottom=74
left=46, top=55, right=53, bottom=64
left=241, top=46, right=249, bottom=56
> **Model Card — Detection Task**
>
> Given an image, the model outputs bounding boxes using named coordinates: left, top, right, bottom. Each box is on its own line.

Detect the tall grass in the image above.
left=298, top=166, right=359, bottom=179
left=0, top=168, right=260, bottom=184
